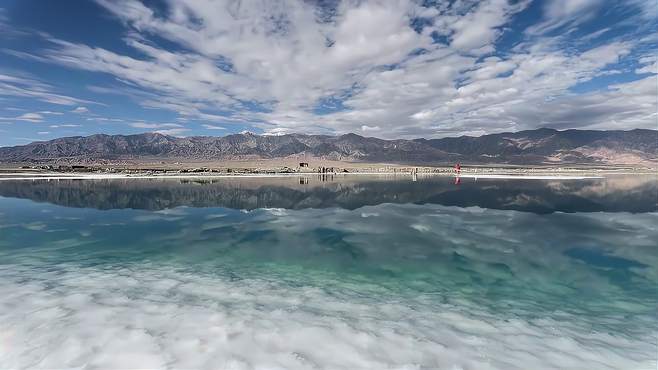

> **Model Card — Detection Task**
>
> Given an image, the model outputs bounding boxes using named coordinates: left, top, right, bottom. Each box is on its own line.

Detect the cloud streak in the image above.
left=0, top=72, right=97, bottom=107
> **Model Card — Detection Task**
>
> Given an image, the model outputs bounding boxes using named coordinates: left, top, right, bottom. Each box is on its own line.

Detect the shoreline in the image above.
left=1, top=163, right=654, bottom=181
left=0, top=172, right=616, bottom=181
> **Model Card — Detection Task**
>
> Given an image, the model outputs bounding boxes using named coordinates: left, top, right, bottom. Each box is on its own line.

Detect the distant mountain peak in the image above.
left=0, top=129, right=656, bottom=165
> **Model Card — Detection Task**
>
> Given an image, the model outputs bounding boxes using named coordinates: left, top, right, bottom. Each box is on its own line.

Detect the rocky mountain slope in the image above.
left=0, top=128, right=656, bottom=165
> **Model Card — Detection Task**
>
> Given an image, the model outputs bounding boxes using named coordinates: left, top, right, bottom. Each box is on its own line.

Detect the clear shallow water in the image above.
left=0, top=175, right=656, bottom=369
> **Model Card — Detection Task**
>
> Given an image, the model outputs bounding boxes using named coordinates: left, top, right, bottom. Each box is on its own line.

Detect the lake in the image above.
left=0, top=175, right=656, bottom=369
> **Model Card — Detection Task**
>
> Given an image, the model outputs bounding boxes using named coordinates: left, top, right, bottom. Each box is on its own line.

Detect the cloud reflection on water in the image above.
left=0, top=176, right=656, bottom=369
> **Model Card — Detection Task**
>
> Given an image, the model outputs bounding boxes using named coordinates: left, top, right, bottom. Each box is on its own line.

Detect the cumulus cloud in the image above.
left=448, top=0, right=530, bottom=52
left=7, top=0, right=656, bottom=138
left=485, top=76, right=658, bottom=131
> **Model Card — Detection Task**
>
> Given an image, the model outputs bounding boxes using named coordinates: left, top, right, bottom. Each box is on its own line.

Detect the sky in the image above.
left=0, top=0, right=656, bottom=146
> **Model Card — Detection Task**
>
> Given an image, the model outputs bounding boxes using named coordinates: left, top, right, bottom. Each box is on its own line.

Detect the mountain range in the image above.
left=1, top=128, right=656, bottom=165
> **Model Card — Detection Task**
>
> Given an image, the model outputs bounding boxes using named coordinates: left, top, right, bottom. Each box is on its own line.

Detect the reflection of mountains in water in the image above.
left=0, top=175, right=655, bottom=213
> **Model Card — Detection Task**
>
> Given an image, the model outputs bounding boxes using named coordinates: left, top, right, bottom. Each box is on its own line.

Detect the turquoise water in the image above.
left=0, top=175, right=656, bottom=369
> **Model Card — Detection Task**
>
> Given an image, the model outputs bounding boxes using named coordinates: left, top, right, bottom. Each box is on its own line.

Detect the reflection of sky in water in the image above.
left=0, top=177, right=657, bottom=369
left=0, top=174, right=656, bottom=213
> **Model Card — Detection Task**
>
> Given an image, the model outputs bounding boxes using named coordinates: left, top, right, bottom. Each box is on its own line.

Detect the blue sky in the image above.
left=0, top=0, right=656, bottom=146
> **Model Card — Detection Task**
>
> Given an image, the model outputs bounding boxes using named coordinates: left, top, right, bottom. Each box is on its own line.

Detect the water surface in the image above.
left=0, top=175, right=656, bottom=369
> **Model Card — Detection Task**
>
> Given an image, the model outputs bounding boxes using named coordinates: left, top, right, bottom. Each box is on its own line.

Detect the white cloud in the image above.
left=361, top=125, right=380, bottom=132
left=635, top=55, right=657, bottom=74
left=631, top=0, right=658, bottom=19
left=49, top=124, right=81, bottom=128
left=16, top=113, right=44, bottom=122
left=526, top=0, right=603, bottom=36
left=130, top=122, right=182, bottom=129
left=154, top=128, right=190, bottom=137
left=0, top=72, right=96, bottom=106
left=86, top=117, right=124, bottom=122
left=71, top=106, right=89, bottom=114
left=449, top=0, right=529, bottom=52
left=474, top=75, right=658, bottom=132
left=9, top=0, right=653, bottom=139
left=202, top=124, right=226, bottom=130
left=41, top=0, right=434, bottom=129
left=37, top=131, right=50, bottom=135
